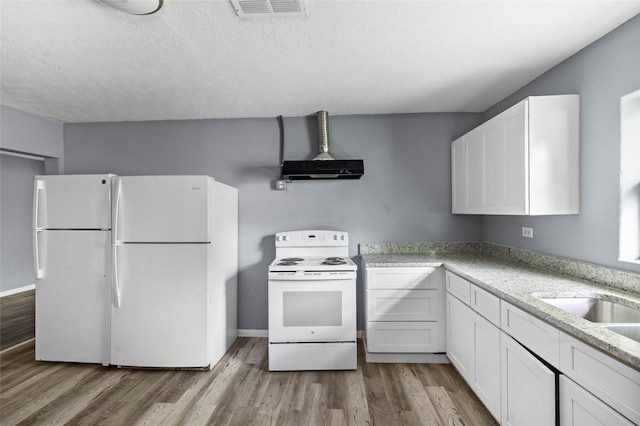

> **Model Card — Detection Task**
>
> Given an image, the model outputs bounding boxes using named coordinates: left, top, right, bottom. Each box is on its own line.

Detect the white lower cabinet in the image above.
left=501, top=332, right=556, bottom=426
left=367, top=289, right=440, bottom=322
left=366, top=321, right=442, bottom=353
left=364, top=265, right=446, bottom=362
left=446, top=279, right=501, bottom=421
left=445, top=271, right=638, bottom=426
left=560, top=376, right=634, bottom=426
left=559, top=332, right=640, bottom=424
left=446, top=293, right=474, bottom=377
left=474, top=313, right=501, bottom=419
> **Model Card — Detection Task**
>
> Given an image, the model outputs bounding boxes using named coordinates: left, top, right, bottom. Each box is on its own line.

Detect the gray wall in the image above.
left=0, top=154, right=44, bottom=292
left=1, top=105, right=64, bottom=173
left=0, top=105, right=63, bottom=293
left=481, top=13, right=640, bottom=274
left=64, top=113, right=483, bottom=329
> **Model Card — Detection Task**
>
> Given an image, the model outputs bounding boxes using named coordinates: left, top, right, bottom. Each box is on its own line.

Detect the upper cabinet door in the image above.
left=528, top=95, right=580, bottom=215
left=452, top=129, right=486, bottom=215
left=34, top=174, right=113, bottom=230
left=113, top=176, right=211, bottom=243
left=483, top=116, right=506, bottom=214
left=466, top=129, right=484, bottom=213
left=500, top=100, right=528, bottom=214
left=451, top=137, right=467, bottom=214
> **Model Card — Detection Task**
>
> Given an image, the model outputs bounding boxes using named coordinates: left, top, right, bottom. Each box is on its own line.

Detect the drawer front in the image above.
left=471, top=285, right=500, bottom=326
left=366, top=267, right=437, bottom=290
left=560, top=333, right=640, bottom=425
left=446, top=271, right=471, bottom=304
left=366, top=321, right=442, bottom=353
left=501, top=301, right=560, bottom=368
left=367, top=289, right=439, bottom=322
left=560, top=376, right=634, bottom=426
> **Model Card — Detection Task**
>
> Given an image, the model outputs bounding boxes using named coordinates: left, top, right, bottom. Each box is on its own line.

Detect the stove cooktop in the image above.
left=269, top=256, right=358, bottom=272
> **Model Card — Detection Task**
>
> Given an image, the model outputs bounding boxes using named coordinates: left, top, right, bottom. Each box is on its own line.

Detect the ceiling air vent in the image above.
left=230, top=0, right=307, bottom=18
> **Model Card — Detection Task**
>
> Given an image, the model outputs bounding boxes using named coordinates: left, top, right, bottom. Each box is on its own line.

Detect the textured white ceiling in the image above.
left=2, top=0, right=640, bottom=123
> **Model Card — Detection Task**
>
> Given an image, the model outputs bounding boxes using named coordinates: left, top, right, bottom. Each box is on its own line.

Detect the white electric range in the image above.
left=267, top=230, right=357, bottom=371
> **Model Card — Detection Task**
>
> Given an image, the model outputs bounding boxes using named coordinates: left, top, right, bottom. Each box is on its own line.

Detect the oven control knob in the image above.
left=333, top=235, right=338, bottom=240
left=283, top=235, right=288, bottom=241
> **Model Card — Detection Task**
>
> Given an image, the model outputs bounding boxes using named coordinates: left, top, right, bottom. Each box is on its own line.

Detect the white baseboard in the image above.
left=237, top=330, right=364, bottom=338
left=0, top=338, right=34, bottom=354
left=0, top=284, right=35, bottom=298
left=238, top=329, right=269, bottom=337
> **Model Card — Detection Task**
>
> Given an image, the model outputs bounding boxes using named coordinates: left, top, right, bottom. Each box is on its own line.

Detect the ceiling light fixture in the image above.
left=96, top=0, right=163, bottom=15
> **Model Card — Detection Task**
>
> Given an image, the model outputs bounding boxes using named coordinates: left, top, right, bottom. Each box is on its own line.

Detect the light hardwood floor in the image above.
left=0, top=338, right=497, bottom=425
left=0, top=290, right=35, bottom=351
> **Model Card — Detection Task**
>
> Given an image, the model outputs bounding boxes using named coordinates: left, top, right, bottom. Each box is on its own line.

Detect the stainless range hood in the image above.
left=281, top=111, right=364, bottom=180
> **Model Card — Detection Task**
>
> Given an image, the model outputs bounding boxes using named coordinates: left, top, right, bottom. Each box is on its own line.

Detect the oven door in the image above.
left=268, top=277, right=356, bottom=343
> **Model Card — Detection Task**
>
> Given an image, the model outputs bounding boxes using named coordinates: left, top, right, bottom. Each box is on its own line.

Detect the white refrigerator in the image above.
left=33, top=174, right=115, bottom=364
left=110, top=175, right=238, bottom=369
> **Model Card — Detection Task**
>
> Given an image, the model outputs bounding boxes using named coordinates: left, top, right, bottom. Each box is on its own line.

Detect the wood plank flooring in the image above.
left=0, top=338, right=498, bottom=425
left=0, top=290, right=35, bottom=351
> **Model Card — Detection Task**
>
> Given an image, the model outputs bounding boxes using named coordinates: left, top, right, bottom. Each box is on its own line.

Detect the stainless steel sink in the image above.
left=537, top=297, right=640, bottom=323
left=602, top=324, right=640, bottom=344
left=536, top=295, right=640, bottom=344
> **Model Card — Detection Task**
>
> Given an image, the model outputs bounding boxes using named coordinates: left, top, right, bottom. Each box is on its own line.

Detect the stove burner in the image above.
left=277, top=261, right=299, bottom=266
left=281, top=257, right=304, bottom=262
left=322, top=258, right=347, bottom=265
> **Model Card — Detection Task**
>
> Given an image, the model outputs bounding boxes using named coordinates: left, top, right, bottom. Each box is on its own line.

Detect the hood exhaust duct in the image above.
left=281, top=111, right=364, bottom=180
left=313, top=111, right=334, bottom=161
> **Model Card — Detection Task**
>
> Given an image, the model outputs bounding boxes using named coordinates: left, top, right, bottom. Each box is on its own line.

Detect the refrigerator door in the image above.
left=34, top=175, right=113, bottom=230
left=110, top=243, right=210, bottom=368
left=35, top=230, right=110, bottom=364
left=113, top=176, right=211, bottom=243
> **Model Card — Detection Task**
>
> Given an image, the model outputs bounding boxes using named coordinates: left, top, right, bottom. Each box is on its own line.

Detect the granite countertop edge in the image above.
left=360, top=253, right=640, bottom=370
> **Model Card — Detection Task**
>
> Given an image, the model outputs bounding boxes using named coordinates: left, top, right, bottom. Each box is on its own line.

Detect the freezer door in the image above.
left=34, top=175, right=113, bottom=230
left=35, top=230, right=110, bottom=364
left=113, top=176, right=211, bottom=243
left=110, top=243, right=210, bottom=368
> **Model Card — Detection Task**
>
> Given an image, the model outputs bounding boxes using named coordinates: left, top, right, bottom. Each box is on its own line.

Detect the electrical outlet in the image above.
left=275, top=180, right=287, bottom=190
left=522, top=227, right=534, bottom=238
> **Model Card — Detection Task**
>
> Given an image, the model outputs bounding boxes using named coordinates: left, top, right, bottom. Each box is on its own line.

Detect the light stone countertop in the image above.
left=360, top=252, right=640, bottom=370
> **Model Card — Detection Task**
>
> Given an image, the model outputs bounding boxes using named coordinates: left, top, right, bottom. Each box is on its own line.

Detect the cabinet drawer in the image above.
left=560, top=376, right=634, bottom=426
left=367, top=290, right=439, bottom=322
left=471, top=285, right=500, bottom=326
left=501, top=301, right=560, bottom=368
left=446, top=271, right=471, bottom=304
left=366, top=322, right=442, bottom=353
left=560, top=333, right=640, bottom=424
left=366, top=267, right=437, bottom=290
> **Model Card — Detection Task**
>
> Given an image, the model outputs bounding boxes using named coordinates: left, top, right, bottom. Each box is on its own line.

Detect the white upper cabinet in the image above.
left=451, top=137, right=467, bottom=213
left=451, top=94, right=579, bottom=215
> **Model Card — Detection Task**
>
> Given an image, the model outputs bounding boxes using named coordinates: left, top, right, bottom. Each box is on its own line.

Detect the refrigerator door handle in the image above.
left=113, top=178, right=122, bottom=244
left=112, top=242, right=122, bottom=308
left=33, top=230, right=45, bottom=279
left=33, top=179, right=46, bottom=278
left=33, top=178, right=45, bottom=230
